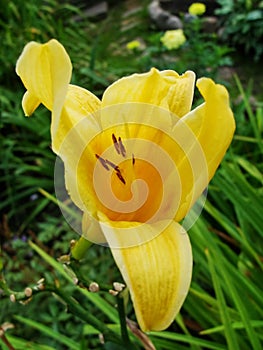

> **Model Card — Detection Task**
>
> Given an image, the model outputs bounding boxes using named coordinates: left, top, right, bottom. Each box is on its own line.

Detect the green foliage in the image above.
left=216, top=0, right=263, bottom=61
left=124, top=15, right=232, bottom=79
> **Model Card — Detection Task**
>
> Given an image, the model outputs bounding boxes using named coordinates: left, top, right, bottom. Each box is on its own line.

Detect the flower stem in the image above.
left=71, top=236, right=93, bottom=260
left=0, top=331, right=15, bottom=350
left=116, top=293, right=137, bottom=349
left=53, top=286, right=122, bottom=344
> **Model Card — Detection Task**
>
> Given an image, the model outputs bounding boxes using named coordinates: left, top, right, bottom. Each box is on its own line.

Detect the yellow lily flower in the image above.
left=16, top=39, right=235, bottom=332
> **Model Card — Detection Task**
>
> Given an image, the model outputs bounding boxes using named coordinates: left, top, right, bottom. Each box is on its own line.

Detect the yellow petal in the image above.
left=16, top=39, right=72, bottom=113
left=54, top=84, right=101, bottom=211
left=172, top=78, right=235, bottom=221
left=188, top=77, right=235, bottom=174
left=82, top=211, right=106, bottom=245
left=101, top=68, right=195, bottom=120
left=22, top=91, right=41, bottom=116
left=100, top=219, right=192, bottom=331
left=16, top=40, right=102, bottom=211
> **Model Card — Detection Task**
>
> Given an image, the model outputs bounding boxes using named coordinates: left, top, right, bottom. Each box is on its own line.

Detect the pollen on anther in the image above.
left=112, top=134, right=120, bottom=154
left=105, top=159, right=119, bottom=172
left=95, top=154, right=110, bottom=171
left=118, top=136, right=126, bottom=157
left=116, top=172, right=126, bottom=185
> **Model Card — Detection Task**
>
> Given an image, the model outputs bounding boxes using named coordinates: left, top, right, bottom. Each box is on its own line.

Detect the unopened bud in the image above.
left=89, top=282, right=99, bottom=293
left=70, top=239, right=76, bottom=249
left=37, top=278, right=45, bottom=285
left=37, top=283, right=45, bottom=291
left=109, top=289, right=119, bottom=296
left=57, top=254, right=70, bottom=263
left=113, top=282, right=125, bottom=292
left=10, top=294, right=16, bottom=303
left=24, top=287, right=33, bottom=297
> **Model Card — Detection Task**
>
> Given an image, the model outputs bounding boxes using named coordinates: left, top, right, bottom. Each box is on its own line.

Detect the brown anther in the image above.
left=89, top=282, right=100, bottom=293
left=112, top=134, right=120, bottom=154
left=118, top=137, right=126, bottom=157
left=132, top=153, right=135, bottom=165
left=116, top=172, right=126, bottom=185
left=105, top=159, right=119, bottom=172
left=95, top=154, right=110, bottom=171
left=24, top=287, right=33, bottom=298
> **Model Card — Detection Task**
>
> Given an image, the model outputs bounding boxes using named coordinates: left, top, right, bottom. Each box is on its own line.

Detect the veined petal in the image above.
left=101, top=68, right=195, bottom=129
left=16, top=41, right=102, bottom=211
left=22, top=91, right=41, bottom=116
left=188, top=77, right=236, bottom=173
left=82, top=212, right=106, bottom=245
left=55, top=85, right=101, bottom=211
left=53, top=84, right=101, bottom=153
left=100, top=219, right=192, bottom=331
left=172, top=78, right=235, bottom=221
left=16, top=39, right=72, bottom=114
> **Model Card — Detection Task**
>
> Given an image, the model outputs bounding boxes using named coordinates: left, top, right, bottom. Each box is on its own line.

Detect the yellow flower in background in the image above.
left=188, top=2, right=206, bottom=16
left=160, top=29, right=186, bottom=50
left=126, top=40, right=141, bottom=51
left=16, top=39, right=235, bottom=332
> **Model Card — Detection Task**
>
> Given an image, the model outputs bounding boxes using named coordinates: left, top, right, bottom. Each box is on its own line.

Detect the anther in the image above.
left=105, top=159, right=120, bottom=172
left=95, top=154, right=110, bottom=171
left=116, top=172, right=126, bottom=185
left=118, top=137, right=126, bottom=157
left=112, top=134, right=120, bottom=154
left=132, top=153, right=135, bottom=165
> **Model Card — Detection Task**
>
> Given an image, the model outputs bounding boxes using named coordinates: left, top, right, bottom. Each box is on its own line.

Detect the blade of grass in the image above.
left=234, top=75, right=263, bottom=153
left=5, top=335, right=55, bottom=350
left=215, top=250, right=262, bottom=349
left=150, top=332, right=225, bottom=350
left=205, top=248, right=240, bottom=350
left=28, top=240, right=119, bottom=324
left=14, top=315, right=79, bottom=350
left=200, top=320, right=263, bottom=336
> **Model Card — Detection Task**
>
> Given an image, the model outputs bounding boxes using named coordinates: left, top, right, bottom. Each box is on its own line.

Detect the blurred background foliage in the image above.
left=0, top=0, right=263, bottom=349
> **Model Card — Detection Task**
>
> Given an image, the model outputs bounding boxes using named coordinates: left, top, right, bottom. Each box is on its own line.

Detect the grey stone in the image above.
left=148, top=0, right=182, bottom=30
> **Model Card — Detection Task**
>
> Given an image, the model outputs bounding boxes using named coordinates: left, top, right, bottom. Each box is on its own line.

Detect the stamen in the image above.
left=116, top=172, right=126, bottom=185
left=132, top=153, right=135, bottom=165
left=112, top=134, right=120, bottom=154
left=118, top=136, right=126, bottom=157
left=105, top=159, right=120, bottom=172
left=95, top=154, right=110, bottom=171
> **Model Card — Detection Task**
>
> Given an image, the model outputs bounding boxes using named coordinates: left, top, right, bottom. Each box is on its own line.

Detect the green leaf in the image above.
left=150, top=332, right=226, bottom=349
left=5, top=335, right=56, bottom=350
left=14, top=315, right=79, bottom=350
left=205, top=249, right=240, bottom=350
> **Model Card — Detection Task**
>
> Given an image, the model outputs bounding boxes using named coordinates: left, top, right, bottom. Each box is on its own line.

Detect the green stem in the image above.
left=0, top=332, right=15, bottom=350
left=1, top=277, right=122, bottom=345
left=116, top=294, right=134, bottom=349
left=54, top=287, right=122, bottom=344
left=69, top=259, right=111, bottom=291
left=71, top=236, right=93, bottom=261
